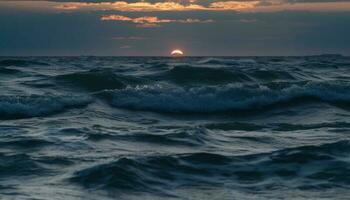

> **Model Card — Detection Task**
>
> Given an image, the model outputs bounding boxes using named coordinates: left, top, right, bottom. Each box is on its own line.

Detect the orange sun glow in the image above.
left=171, top=49, right=184, bottom=56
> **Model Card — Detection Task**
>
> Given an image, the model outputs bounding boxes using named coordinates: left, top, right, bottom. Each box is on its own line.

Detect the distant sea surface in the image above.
left=0, top=56, right=350, bottom=199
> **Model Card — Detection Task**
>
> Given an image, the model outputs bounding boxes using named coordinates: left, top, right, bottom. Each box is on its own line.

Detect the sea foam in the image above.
left=105, top=81, right=350, bottom=113
left=0, top=94, right=91, bottom=119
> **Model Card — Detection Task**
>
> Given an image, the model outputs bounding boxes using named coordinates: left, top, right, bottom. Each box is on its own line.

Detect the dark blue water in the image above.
left=0, top=56, right=350, bottom=199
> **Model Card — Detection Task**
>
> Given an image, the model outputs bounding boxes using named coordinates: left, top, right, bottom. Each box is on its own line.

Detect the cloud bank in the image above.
left=101, top=14, right=213, bottom=27
left=51, top=0, right=350, bottom=12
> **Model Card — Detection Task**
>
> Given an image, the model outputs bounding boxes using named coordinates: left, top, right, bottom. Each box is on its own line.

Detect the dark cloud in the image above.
left=47, top=0, right=350, bottom=4
left=36, top=0, right=350, bottom=11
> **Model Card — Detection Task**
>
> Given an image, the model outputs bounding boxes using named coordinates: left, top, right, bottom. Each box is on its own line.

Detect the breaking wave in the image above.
left=0, top=94, right=92, bottom=119
left=103, top=81, right=350, bottom=113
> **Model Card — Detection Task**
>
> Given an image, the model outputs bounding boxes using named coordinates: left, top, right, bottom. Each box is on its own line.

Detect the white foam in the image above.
left=107, top=81, right=350, bottom=113
left=0, top=94, right=92, bottom=118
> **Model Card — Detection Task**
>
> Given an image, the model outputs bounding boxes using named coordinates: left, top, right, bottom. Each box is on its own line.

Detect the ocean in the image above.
left=0, top=55, right=349, bottom=199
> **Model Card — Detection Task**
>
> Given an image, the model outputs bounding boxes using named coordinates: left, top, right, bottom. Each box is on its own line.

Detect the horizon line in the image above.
left=0, top=54, right=347, bottom=58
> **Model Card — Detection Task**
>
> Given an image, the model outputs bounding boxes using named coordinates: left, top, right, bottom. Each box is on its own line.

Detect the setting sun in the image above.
left=171, top=49, right=184, bottom=56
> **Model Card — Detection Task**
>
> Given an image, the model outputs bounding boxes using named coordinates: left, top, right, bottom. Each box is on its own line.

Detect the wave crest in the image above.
left=103, top=81, right=350, bottom=113
left=0, top=94, right=91, bottom=119
left=197, top=58, right=256, bottom=65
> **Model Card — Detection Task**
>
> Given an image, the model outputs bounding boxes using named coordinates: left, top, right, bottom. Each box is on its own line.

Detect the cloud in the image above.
left=49, top=0, right=350, bottom=3
left=54, top=4, right=80, bottom=10
left=54, top=1, right=261, bottom=11
left=210, top=1, right=259, bottom=9
left=54, top=1, right=206, bottom=11
left=3, top=0, right=350, bottom=12
left=101, top=14, right=213, bottom=27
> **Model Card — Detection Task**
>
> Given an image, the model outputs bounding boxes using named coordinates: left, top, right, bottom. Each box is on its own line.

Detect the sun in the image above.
left=171, top=49, right=184, bottom=56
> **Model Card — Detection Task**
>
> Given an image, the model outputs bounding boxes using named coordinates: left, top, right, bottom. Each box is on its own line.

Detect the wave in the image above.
left=205, top=122, right=267, bottom=131
left=103, top=81, right=350, bottom=113
left=0, top=59, right=49, bottom=67
left=55, top=69, right=142, bottom=92
left=205, top=121, right=350, bottom=131
left=149, top=64, right=298, bottom=84
left=0, top=152, right=74, bottom=178
left=0, top=138, right=54, bottom=149
left=0, top=94, right=91, bottom=119
left=70, top=140, right=350, bottom=193
left=197, top=58, right=256, bottom=65
left=87, top=127, right=209, bottom=147
left=248, top=69, right=296, bottom=81
left=157, top=65, right=252, bottom=84
left=0, top=153, right=47, bottom=177
left=0, top=67, right=22, bottom=75
left=272, top=122, right=350, bottom=131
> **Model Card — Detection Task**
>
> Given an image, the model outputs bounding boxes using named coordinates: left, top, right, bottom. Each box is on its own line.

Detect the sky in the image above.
left=0, top=0, right=349, bottom=56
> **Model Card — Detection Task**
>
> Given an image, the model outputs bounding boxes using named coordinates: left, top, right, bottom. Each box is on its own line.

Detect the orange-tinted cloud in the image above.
left=2, top=0, right=350, bottom=12
left=101, top=14, right=213, bottom=27
left=54, top=4, right=79, bottom=10
left=51, top=0, right=350, bottom=12
left=54, top=1, right=205, bottom=11
left=101, top=15, right=133, bottom=21
left=210, top=1, right=259, bottom=10
left=54, top=1, right=261, bottom=11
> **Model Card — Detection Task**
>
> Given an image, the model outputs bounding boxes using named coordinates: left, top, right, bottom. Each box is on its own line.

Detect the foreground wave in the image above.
left=71, top=140, right=350, bottom=193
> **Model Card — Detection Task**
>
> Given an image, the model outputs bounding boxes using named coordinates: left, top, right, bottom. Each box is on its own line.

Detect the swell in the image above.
left=205, top=122, right=267, bottom=131
left=197, top=58, right=256, bottom=65
left=0, top=59, right=49, bottom=67
left=0, top=67, right=22, bottom=75
left=205, top=121, right=350, bottom=131
left=0, top=94, right=91, bottom=119
left=155, top=65, right=252, bottom=84
left=0, top=153, right=74, bottom=177
left=0, top=138, right=54, bottom=149
left=102, top=81, right=350, bottom=113
left=0, top=153, right=46, bottom=177
left=151, top=65, right=297, bottom=85
left=55, top=69, right=143, bottom=92
left=272, top=122, right=350, bottom=131
left=247, top=69, right=296, bottom=82
left=70, top=140, right=350, bottom=193
left=87, top=127, right=209, bottom=147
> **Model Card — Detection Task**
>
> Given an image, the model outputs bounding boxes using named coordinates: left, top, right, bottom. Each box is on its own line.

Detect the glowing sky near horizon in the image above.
left=0, top=0, right=349, bottom=56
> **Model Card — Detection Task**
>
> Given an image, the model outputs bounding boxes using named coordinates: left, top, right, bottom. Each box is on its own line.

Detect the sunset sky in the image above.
left=0, top=0, right=349, bottom=56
